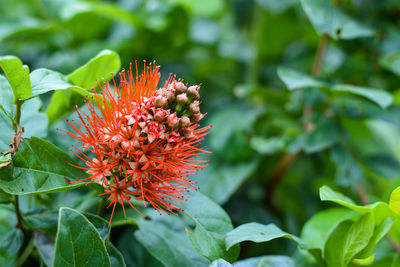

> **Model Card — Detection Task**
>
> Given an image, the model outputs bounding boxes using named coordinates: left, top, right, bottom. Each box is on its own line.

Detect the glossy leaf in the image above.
left=324, top=220, right=353, bottom=267
left=34, top=231, right=55, bottom=266
left=109, top=243, right=126, bottom=267
left=300, top=0, right=374, bottom=39
left=46, top=49, right=120, bottom=125
left=0, top=137, right=86, bottom=195
left=210, top=259, right=232, bottom=267
left=389, top=186, right=400, bottom=216
left=0, top=55, right=32, bottom=101
left=30, top=68, right=85, bottom=98
left=277, top=67, right=327, bottom=90
left=53, top=207, right=111, bottom=267
left=180, top=191, right=239, bottom=262
left=331, top=84, right=393, bottom=109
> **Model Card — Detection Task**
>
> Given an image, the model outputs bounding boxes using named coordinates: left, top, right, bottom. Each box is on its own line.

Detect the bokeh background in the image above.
left=2, top=0, right=400, bottom=264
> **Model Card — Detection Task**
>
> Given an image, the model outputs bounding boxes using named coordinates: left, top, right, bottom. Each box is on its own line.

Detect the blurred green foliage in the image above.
left=2, top=0, right=400, bottom=266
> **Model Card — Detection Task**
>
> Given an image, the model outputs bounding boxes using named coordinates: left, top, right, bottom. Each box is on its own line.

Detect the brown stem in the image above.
left=356, top=183, right=400, bottom=254
left=312, top=34, right=329, bottom=76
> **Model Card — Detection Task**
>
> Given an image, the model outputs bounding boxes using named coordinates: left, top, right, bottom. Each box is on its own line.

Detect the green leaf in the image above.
left=277, top=67, right=328, bottom=90
left=0, top=55, right=32, bottom=101
left=332, top=84, right=393, bottom=109
left=342, top=213, right=375, bottom=266
left=34, top=231, right=54, bottom=266
left=380, top=53, right=400, bottom=76
left=24, top=212, right=58, bottom=230
left=234, top=255, right=296, bottom=267
left=180, top=191, right=239, bottom=262
left=301, top=207, right=356, bottom=251
left=324, top=220, right=353, bottom=267
left=352, top=254, right=375, bottom=266
left=389, top=187, right=400, bottom=216
left=357, top=218, right=393, bottom=260
left=30, top=68, right=86, bottom=98
left=226, top=223, right=302, bottom=250
left=53, top=207, right=111, bottom=267
left=210, top=259, right=233, bottom=267
left=135, top=213, right=209, bottom=267
left=0, top=137, right=86, bottom=195
left=300, top=0, right=374, bottom=39
left=0, top=228, right=23, bottom=257
left=250, top=136, right=285, bottom=155
left=109, top=243, right=126, bottom=267
left=68, top=49, right=120, bottom=89
left=46, top=49, right=120, bottom=125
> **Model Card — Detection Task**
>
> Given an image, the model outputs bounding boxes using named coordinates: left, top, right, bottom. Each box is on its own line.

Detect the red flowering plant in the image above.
left=62, top=62, right=211, bottom=225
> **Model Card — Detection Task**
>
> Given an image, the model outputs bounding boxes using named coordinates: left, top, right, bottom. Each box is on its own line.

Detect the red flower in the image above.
left=63, top=62, right=210, bottom=225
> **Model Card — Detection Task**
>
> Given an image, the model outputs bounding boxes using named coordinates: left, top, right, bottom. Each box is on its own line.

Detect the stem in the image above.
left=97, top=197, right=107, bottom=217
left=312, top=33, right=329, bottom=76
left=15, top=237, right=35, bottom=267
left=14, top=100, right=23, bottom=130
left=356, top=183, right=400, bottom=254
left=13, top=195, right=27, bottom=232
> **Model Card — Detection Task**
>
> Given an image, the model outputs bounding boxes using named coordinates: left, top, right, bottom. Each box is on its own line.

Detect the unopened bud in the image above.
left=189, top=101, right=200, bottom=114
left=165, top=91, right=175, bottom=102
left=167, top=113, right=179, bottom=128
left=183, top=128, right=193, bottom=138
left=180, top=116, right=191, bottom=128
left=191, top=113, right=203, bottom=123
left=174, top=81, right=187, bottom=94
left=154, top=112, right=164, bottom=122
left=176, top=94, right=188, bottom=105
left=155, top=95, right=167, bottom=108
left=187, top=85, right=200, bottom=100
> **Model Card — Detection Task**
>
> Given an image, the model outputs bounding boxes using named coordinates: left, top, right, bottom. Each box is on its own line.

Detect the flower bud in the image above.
left=154, top=108, right=168, bottom=122
left=187, top=85, right=200, bottom=100
left=176, top=94, right=188, bottom=105
left=191, top=113, right=203, bottom=123
left=165, top=91, right=175, bottom=102
left=167, top=113, right=179, bottom=128
left=183, top=128, right=193, bottom=138
left=155, top=95, right=167, bottom=108
left=180, top=116, right=191, bottom=128
left=174, top=81, right=187, bottom=94
left=189, top=101, right=200, bottom=114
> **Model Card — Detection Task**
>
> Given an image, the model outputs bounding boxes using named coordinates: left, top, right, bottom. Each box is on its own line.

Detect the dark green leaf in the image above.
left=0, top=228, right=23, bottom=257
left=0, top=55, right=32, bottom=101
left=180, top=191, right=239, bottom=262
left=135, top=213, right=209, bottom=267
left=53, top=207, right=111, bottom=267
left=300, top=0, right=374, bottom=39
left=34, top=231, right=54, bottom=267
left=109, top=244, right=127, bottom=267
left=0, top=137, right=86, bottom=195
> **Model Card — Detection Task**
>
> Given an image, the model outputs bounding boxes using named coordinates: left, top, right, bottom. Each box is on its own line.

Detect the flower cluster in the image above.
left=64, top=62, right=210, bottom=225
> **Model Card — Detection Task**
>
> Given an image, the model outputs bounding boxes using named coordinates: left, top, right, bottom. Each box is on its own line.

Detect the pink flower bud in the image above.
left=187, top=85, right=200, bottom=100
left=174, top=81, right=187, bottom=94
left=155, top=95, right=167, bottom=108
left=183, top=128, right=193, bottom=138
left=165, top=91, right=175, bottom=102
left=167, top=113, right=179, bottom=128
left=176, top=94, right=188, bottom=105
left=189, top=101, right=200, bottom=114
left=180, top=116, right=190, bottom=128
left=191, top=113, right=203, bottom=123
